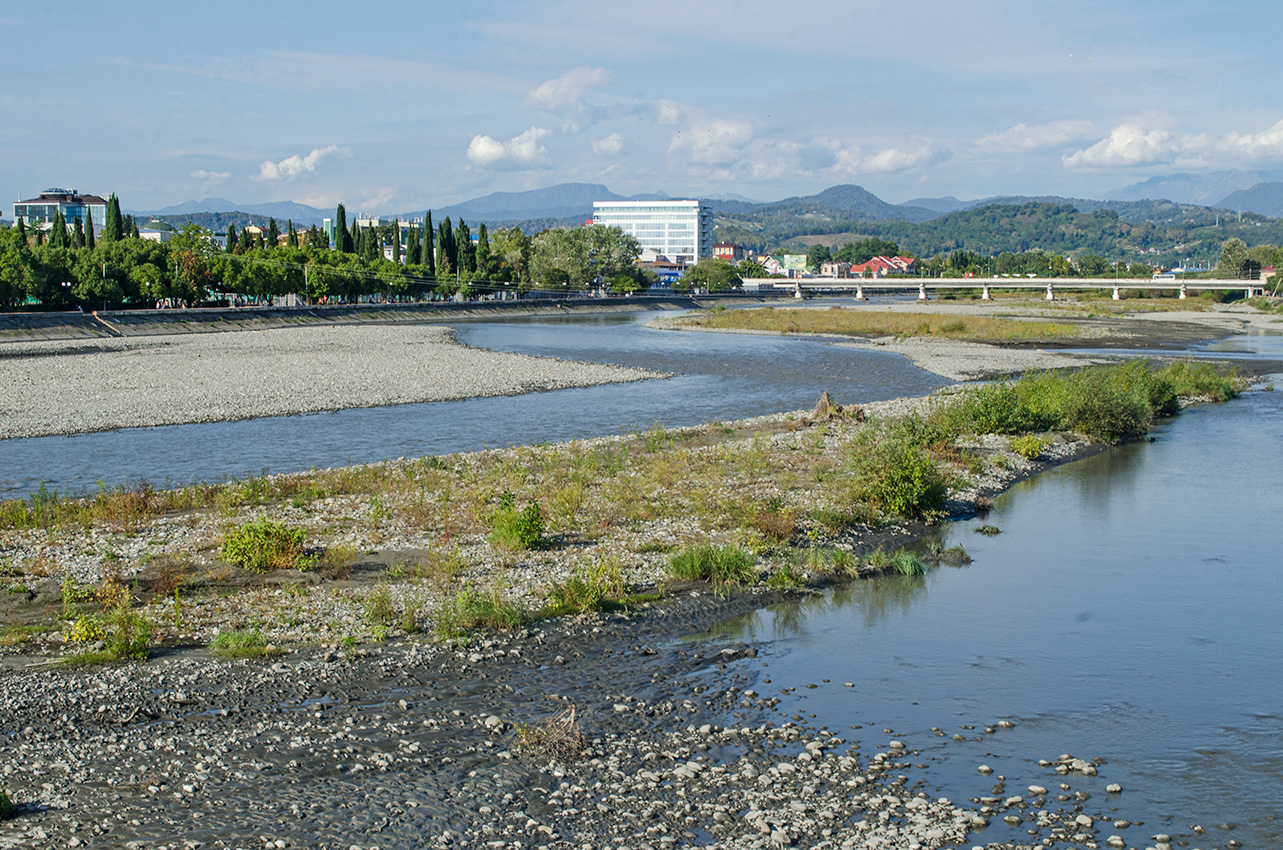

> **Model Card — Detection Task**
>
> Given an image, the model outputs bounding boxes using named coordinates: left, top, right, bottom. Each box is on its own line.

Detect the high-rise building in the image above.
left=591, top=200, right=713, bottom=265
left=13, top=189, right=108, bottom=229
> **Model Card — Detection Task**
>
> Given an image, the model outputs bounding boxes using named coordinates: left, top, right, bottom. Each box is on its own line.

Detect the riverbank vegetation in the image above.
left=0, top=359, right=1248, bottom=659
left=676, top=306, right=1081, bottom=342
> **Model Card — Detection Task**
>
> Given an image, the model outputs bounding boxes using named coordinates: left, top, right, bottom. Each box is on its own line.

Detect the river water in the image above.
left=702, top=370, right=1283, bottom=847
left=3, top=310, right=1280, bottom=845
left=0, top=311, right=942, bottom=499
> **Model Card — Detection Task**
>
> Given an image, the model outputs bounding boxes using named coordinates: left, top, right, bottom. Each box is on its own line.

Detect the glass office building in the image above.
left=592, top=200, right=713, bottom=265
left=14, top=189, right=108, bottom=229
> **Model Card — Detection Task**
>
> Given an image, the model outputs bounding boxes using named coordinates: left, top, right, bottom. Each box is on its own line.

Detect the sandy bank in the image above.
left=0, top=324, right=663, bottom=440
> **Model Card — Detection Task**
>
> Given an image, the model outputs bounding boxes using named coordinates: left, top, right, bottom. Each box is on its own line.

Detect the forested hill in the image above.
left=717, top=201, right=1283, bottom=265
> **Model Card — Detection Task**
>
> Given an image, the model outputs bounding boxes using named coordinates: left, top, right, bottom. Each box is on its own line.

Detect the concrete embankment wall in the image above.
left=0, top=294, right=779, bottom=343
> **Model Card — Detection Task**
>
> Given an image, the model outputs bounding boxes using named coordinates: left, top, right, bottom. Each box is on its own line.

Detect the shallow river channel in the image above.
left=701, top=365, right=1283, bottom=847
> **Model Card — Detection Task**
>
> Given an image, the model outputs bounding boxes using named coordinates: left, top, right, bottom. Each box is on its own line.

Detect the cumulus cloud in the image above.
left=466, top=127, right=551, bottom=167
left=978, top=120, right=1096, bottom=153
left=1220, top=118, right=1283, bottom=159
left=656, top=100, right=683, bottom=125
left=190, top=169, right=231, bottom=183
left=526, top=66, right=613, bottom=112
left=831, top=141, right=948, bottom=176
left=592, top=133, right=625, bottom=155
left=1063, top=124, right=1177, bottom=169
left=254, top=145, right=348, bottom=181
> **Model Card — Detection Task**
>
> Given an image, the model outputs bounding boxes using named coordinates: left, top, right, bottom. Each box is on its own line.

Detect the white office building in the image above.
left=592, top=200, right=713, bottom=266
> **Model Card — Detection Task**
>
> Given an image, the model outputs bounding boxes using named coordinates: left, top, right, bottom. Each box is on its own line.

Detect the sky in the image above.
left=4, top=0, right=1282, bottom=214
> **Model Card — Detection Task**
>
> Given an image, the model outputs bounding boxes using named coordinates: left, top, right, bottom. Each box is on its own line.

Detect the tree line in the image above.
left=0, top=199, right=655, bottom=311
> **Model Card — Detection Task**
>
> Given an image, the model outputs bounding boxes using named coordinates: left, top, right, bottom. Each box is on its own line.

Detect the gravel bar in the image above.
left=0, top=324, right=663, bottom=440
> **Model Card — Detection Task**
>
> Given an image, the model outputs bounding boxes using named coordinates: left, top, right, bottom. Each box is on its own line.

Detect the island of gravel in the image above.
left=0, top=302, right=1269, bottom=849
left=0, top=323, right=662, bottom=440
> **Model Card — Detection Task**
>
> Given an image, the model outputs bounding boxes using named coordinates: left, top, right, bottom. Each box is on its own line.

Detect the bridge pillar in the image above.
left=1045, top=283, right=1055, bottom=301
left=1245, top=287, right=1253, bottom=300
left=1179, top=284, right=1187, bottom=300
left=1112, top=285, right=1121, bottom=300
left=917, top=282, right=929, bottom=301
left=854, top=283, right=866, bottom=301
left=794, top=285, right=803, bottom=300
left=982, top=284, right=991, bottom=300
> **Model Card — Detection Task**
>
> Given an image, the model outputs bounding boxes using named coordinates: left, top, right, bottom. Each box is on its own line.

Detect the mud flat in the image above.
left=0, top=324, right=662, bottom=440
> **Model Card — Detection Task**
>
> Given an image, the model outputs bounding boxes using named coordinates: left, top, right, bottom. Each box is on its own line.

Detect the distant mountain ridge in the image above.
left=1105, top=170, right=1283, bottom=205
left=1215, top=182, right=1283, bottom=218
left=132, top=198, right=330, bottom=225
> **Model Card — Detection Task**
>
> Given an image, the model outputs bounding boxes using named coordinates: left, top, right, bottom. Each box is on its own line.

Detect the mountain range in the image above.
left=131, top=169, right=1283, bottom=236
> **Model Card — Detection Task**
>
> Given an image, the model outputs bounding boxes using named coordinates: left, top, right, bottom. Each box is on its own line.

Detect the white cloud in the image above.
left=254, top=145, right=348, bottom=181
left=669, top=117, right=754, bottom=166
left=190, top=169, right=231, bottom=183
left=831, top=141, right=948, bottom=176
left=656, top=100, right=683, bottom=125
left=526, top=66, right=613, bottom=112
left=977, top=120, right=1096, bottom=153
left=1220, top=118, right=1283, bottom=159
left=592, top=133, right=625, bottom=155
left=466, top=127, right=551, bottom=167
left=1063, top=124, right=1176, bottom=169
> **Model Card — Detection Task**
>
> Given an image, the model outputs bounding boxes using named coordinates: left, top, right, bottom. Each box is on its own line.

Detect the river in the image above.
left=0, top=311, right=943, bottom=500
left=700, top=364, right=1282, bottom=847
left=3, top=310, right=1280, bottom=846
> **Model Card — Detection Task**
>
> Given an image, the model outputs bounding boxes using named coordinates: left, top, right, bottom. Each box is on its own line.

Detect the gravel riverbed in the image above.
left=0, top=324, right=662, bottom=440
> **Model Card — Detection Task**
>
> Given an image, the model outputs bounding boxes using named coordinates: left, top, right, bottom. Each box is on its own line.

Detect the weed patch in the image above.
left=220, top=519, right=315, bottom=572
left=668, top=544, right=756, bottom=586
left=209, top=628, right=277, bottom=659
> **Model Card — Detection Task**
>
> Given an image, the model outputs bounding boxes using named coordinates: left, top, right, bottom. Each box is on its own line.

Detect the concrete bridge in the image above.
left=783, top=277, right=1270, bottom=302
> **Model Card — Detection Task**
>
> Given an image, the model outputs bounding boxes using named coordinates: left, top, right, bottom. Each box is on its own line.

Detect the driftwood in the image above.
left=806, top=391, right=865, bottom=425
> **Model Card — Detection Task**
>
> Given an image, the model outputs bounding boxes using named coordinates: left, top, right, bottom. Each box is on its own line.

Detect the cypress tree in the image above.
left=123, top=214, right=134, bottom=238
left=334, top=204, right=349, bottom=252
left=103, top=194, right=122, bottom=243
left=406, top=226, right=420, bottom=265
left=287, top=220, right=296, bottom=248
left=238, top=227, right=252, bottom=253
left=16, top=218, right=26, bottom=241
left=130, top=219, right=139, bottom=239
left=267, top=218, right=280, bottom=247
left=226, top=224, right=237, bottom=253
left=457, top=218, right=475, bottom=273
left=72, top=217, right=85, bottom=249
left=423, top=211, right=435, bottom=272
left=392, top=222, right=401, bottom=265
left=84, top=210, right=96, bottom=251
left=476, top=223, right=490, bottom=276
left=50, top=211, right=68, bottom=248
left=348, top=222, right=359, bottom=255
left=437, top=217, right=455, bottom=276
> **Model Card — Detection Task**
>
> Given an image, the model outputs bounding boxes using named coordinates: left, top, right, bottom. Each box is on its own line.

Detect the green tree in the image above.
left=392, top=222, right=402, bottom=265
left=405, top=226, right=421, bottom=265
left=528, top=225, right=641, bottom=289
left=457, top=218, right=475, bottom=273
left=49, top=211, right=69, bottom=249
left=267, top=218, right=280, bottom=248
left=84, top=210, right=96, bottom=251
left=737, top=259, right=768, bottom=278
left=437, top=217, right=456, bottom=277
left=103, top=194, right=123, bottom=243
left=1218, top=238, right=1248, bottom=278
left=72, top=217, right=86, bottom=249
left=334, top=204, right=351, bottom=253
left=1075, top=254, right=1110, bottom=276
left=806, top=243, right=832, bottom=272
left=679, top=258, right=742, bottom=292
left=226, top=224, right=237, bottom=254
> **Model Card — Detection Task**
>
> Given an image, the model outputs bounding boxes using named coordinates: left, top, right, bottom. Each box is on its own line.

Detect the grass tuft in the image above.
left=209, top=628, right=277, bottom=659
left=667, top=544, right=756, bottom=586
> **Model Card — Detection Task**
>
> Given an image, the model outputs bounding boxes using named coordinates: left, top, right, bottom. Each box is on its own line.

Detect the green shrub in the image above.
left=220, top=519, right=313, bottom=572
left=489, top=491, right=545, bottom=550
left=209, top=628, right=275, bottom=659
left=0, top=788, right=14, bottom=819
left=65, top=602, right=154, bottom=665
left=1009, top=434, right=1046, bottom=460
left=1156, top=359, right=1245, bottom=403
left=364, top=584, right=396, bottom=628
left=667, top=544, right=756, bottom=585
left=847, top=426, right=948, bottom=519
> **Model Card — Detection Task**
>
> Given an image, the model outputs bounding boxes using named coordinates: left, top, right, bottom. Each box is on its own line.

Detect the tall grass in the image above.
left=667, top=544, right=756, bottom=585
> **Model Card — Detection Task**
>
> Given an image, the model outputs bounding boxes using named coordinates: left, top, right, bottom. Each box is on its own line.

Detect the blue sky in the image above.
left=4, top=0, right=1281, bottom=213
